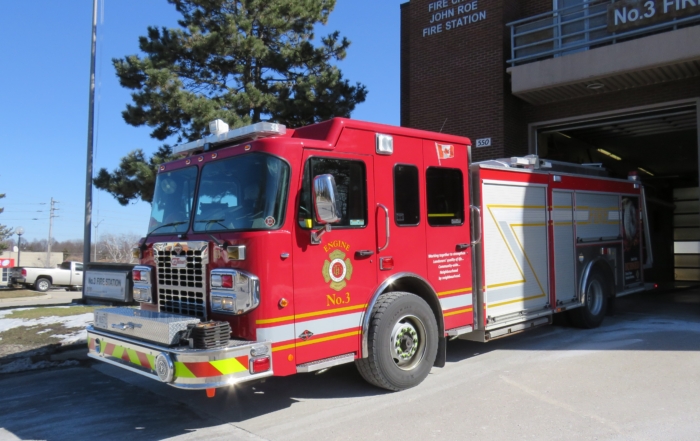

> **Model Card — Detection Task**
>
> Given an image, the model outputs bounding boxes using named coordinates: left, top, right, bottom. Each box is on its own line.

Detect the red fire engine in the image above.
left=86, top=118, right=652, bottom=395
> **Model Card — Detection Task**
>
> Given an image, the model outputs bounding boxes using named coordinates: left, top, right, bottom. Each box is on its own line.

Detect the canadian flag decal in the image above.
left=436, top=143, right=454, bottom=160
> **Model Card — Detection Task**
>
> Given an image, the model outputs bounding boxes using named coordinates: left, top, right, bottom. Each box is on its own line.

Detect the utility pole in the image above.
left=83, top=0, right=98, bottom=268
left=47, top=198, right=59, bottom=267
left=93, top=218, right=104, bottom=261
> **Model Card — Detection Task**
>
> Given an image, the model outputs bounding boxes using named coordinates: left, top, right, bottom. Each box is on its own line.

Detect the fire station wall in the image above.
left=400, top=0, right=577, bottom=161
left=400, top=0, right=511, bottom=162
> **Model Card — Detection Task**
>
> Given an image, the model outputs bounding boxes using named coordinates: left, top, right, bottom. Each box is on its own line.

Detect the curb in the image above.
left=0, top=299, right=85, bottom=312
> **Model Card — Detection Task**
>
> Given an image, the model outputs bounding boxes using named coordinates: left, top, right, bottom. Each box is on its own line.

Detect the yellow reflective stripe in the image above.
left=127, top=349, right=141, bottom=366
left=146, top=354, right=155, bottom=370
left=273, top=330, right=361, bottom=352
left=488, top=293, right=546, bottom=308
left=211, top=358, right=247, bottom=375
left=256, top=304, right=368, bottom=325
left=444, top=307, right=473, bottom=317
left=112, top=345, right=124, bottom=359
left=174, top=362, right=195, bottom=378
left=437, top=287, right=472, bottom=297
left=488, top=204, right=546, bottom=209
left=428, top=213, right=455, bottom=217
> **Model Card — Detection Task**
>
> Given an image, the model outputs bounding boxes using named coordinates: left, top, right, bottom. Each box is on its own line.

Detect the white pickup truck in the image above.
left=10, top=261, right=84, bottom=292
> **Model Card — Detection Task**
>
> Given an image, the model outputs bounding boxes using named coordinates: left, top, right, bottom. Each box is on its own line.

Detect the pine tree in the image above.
left=96, top=0, right=367, bottom=205
left=0, top=193, right=12, bottom=253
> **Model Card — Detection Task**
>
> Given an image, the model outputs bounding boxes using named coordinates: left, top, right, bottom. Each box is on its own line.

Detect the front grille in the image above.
left=153, top=242, right=209, bottom=320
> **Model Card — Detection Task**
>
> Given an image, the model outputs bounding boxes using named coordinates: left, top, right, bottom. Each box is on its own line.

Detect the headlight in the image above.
left=132, top=266, right=153, bottom=303
left=210, top=269, right=260, bottom=315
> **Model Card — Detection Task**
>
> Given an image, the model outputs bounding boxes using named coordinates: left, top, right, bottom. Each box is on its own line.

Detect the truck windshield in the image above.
left=193, top=153, right=289, bottom=232
left=148, top=166, right=198, bottom=234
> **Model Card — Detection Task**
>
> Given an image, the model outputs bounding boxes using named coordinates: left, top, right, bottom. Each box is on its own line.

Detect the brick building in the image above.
left=401, top=0, right=700, bottom=284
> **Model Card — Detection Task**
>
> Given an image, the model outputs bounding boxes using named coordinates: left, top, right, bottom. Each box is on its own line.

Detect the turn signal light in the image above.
left=251, top=357, right=271, bottom=374
left=133, top=270, right=141, bottom=281
left=380, top=257, right=394, bottom=271
left=221, top=274, right=233, bottom=288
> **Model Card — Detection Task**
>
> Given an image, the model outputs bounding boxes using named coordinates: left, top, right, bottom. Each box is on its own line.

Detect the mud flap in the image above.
left=433, top=336, right=446, bottom=368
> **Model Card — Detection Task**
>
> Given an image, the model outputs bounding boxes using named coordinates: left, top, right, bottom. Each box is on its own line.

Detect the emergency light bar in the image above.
left=172, top=120, right=287, bottom=156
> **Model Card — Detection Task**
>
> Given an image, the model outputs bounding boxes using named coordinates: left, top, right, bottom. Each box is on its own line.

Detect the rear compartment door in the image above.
left=481, top=181, right=550, bottom=322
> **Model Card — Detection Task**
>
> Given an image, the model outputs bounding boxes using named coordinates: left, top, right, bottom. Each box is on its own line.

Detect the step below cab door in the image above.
left=291, top=152, right=377, bottom=365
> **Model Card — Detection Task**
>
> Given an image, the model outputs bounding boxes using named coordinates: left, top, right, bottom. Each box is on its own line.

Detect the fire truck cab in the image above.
left=86, top=118, right=651, bottom=394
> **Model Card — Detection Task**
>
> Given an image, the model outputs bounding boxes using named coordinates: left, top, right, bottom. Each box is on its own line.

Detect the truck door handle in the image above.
left=470, top=205, right=482, bottom=245
left=456, top=243, right=469, bottom=251
left=356, top=250, right=374, bottom=257
left=378, top=203, right=390, bottom=252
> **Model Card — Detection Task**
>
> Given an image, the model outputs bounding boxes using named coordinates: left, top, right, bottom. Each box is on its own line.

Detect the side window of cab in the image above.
left=298, top=157, right=367, bottom=229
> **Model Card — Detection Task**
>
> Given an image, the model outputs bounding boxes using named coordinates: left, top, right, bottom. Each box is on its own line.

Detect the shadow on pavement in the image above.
left=1, top=289, right=699, bottom=440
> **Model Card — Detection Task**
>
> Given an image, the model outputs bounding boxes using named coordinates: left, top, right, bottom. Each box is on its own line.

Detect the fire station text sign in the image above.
left=608, top=0, right=700, bottom=32
left=423, top=0, right=487, bottom=37
left=85, top=270, right=129, bottom=301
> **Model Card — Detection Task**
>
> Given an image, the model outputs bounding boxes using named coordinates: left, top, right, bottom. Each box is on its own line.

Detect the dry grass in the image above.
left=0, top=306, right=97, bottom=358
left=0, top=289, right=47, bottom=299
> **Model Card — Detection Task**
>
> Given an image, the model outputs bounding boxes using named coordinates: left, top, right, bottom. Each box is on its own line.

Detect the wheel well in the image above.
left=380, top=277, right=444, bottom=337
left=36, top=275, right=53, bottom=284
left=588, top=260, right=615, bottom=297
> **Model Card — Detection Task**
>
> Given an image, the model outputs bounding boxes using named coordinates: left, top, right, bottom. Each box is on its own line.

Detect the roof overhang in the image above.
left=507, top=25, right=700, bottom=105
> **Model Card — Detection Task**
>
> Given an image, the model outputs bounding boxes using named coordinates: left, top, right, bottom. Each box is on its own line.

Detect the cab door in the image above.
left=292, top=152, right=377, bottom=365
left=422, top=140, right=474, bottom=332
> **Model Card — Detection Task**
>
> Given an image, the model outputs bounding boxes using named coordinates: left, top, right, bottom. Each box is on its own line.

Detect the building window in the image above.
left=298, top=157, right=367, bottom=228
left=426, top=168, right=464, bottom=227
left=394, top=164, right=420, bottom=226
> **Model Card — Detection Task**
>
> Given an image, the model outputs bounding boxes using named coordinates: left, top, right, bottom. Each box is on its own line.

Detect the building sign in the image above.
left=608, top=0, right=700, bottom=32
left=85, top=270, right=130, bottom=301
left=423, top=0, right=487, bottom=37
left=1, top=259, right=15, bottom=268
left=475, top=138, right=491, bottom=148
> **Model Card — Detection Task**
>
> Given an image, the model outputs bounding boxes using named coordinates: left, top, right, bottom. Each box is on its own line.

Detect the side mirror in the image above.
left=313, top=174, right=340, bottom=225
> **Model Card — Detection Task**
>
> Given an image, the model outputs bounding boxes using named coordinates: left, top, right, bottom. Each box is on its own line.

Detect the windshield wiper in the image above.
left=194, top=219, right=229, bottom=246
left=139, top=221, right=187, bottom=251
left=195, top=218, right=229, bottom=230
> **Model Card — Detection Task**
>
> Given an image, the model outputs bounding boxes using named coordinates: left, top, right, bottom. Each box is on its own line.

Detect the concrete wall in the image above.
left=0, top=251, right=65, bottom=269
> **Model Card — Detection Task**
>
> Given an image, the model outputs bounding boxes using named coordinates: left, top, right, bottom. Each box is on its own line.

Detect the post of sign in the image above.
left=83, top=0, right=98, bottom=271
left=16, top=227, right=24, bottom=267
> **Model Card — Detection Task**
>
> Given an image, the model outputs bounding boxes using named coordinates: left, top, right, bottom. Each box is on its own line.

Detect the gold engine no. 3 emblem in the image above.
left=322, top=249, right=353, bottom=291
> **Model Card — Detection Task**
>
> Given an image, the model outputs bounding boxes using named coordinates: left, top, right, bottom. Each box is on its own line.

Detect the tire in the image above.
left=568, top=271, right=608, bottom=329
left=355, top=292, right=438, bottom=391
left=34, top=278, right=51, bottom=293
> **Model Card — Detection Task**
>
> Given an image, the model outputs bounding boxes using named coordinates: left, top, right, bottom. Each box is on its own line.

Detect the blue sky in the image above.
left=0, top=0, right=404, bottom=243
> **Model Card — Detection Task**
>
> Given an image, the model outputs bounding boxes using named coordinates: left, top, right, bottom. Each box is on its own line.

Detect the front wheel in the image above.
left=34, top=278, right=51, bottom=293
left=568, top=271, right=608, bottom=328
left=356, top=292, right=438, bottom=391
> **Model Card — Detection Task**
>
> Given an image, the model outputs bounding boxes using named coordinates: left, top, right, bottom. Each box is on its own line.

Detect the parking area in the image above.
left=0, top=288, right=699, bottom=440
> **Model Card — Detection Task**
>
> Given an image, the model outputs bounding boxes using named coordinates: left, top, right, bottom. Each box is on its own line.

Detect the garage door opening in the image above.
left=533, top=102, right=699, bottom=289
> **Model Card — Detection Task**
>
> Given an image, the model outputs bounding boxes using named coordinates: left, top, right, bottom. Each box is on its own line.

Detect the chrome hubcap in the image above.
left=390, top=315, right=427, bottom=370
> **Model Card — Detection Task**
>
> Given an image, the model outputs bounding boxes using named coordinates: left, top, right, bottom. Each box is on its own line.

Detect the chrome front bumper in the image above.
left=87, top=325, right=273, bottom=389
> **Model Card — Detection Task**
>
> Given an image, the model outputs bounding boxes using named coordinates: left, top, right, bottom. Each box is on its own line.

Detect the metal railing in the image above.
left=507, top=0, right=700, bottom=66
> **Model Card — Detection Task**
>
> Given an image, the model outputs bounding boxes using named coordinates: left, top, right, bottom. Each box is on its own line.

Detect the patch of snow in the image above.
left=0, top=312, right=94, bottom=333
left=52, top=329, right=88, bottom=345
